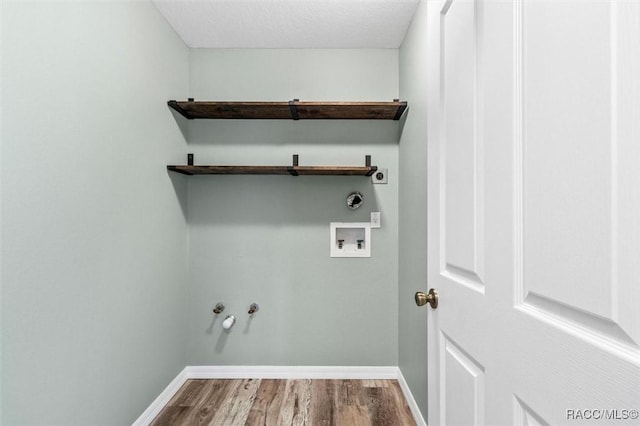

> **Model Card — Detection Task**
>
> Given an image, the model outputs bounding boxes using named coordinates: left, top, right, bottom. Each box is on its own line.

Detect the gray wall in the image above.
left=398, top=0, right=429, bottom=419
left=1, top=2, right=189, bottom=424
left=185, top=49, right=400, bottom=366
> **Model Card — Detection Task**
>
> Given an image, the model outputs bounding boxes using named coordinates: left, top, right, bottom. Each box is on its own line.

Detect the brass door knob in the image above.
left=415, top=289, right=438, bottom=309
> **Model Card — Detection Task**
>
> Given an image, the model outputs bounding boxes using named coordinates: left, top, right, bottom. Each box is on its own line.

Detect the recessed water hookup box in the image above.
left=330, top=222, right=371, bottom=258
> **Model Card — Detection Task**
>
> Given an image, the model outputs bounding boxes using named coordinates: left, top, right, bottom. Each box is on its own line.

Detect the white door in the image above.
left=425, top=0, right=640, bottom=424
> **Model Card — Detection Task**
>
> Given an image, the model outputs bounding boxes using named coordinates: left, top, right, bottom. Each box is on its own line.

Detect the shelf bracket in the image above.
left=288, top=154, right=299, bottom=176
left=365, top=155, right=377, bottom=176
left=288, top=99, right=300, bottom=120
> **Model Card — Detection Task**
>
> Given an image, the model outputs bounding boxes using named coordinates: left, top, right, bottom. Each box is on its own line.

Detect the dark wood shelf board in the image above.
left=167, top=165, right=291, bottom=175
left=167, top=165, right=378, bottom=176
left=293, top=102, right=406, bottom=120
left=295, top=166, right=377, bottom=176
left=168, top=101, right=291, bottom=120
left=168, top=100, right=407, bottom=120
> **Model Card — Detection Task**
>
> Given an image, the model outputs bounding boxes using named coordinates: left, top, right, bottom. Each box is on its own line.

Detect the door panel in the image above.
left=441, top=333, right=485, bottom=426
left=427, top=0, right=640, bottom=424
left=516, top=0, right=639, bottom=359
left=442, top=0, right=486, bottom=293
left=521, top=0, right=622, bottom=325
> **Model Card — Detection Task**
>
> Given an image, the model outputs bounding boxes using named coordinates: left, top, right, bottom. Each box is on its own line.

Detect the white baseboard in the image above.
left=133, top=365, right=425, bottom=426
left=185, top=365, right=399, bottom=380
left=132, top=367, right=188, bottom=426
left=397, top=369, right=428, bottom=426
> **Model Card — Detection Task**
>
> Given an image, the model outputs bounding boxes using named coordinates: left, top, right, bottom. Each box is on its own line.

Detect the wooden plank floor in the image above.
left=151, top=379, right=417, bottom=426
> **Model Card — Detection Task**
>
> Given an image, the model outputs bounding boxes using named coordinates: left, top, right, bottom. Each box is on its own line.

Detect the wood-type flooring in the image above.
left=151, top=379, right=417, bottom=426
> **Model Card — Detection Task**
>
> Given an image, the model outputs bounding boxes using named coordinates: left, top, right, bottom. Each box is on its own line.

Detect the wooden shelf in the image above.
left=167, top=99, right=407, bottom=120
left=167, top=155, right=378, bottom=177
left=167, top=165, right=377, bottom=177
left=167, top=166, right=291, bottom=175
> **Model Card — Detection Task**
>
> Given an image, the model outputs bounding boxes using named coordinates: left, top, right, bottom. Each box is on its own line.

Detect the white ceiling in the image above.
left=152, top=0, right=419, bottom=49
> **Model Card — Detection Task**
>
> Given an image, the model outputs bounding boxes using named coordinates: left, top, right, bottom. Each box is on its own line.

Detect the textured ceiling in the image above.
left=152, top=0, right=419, bottom=49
